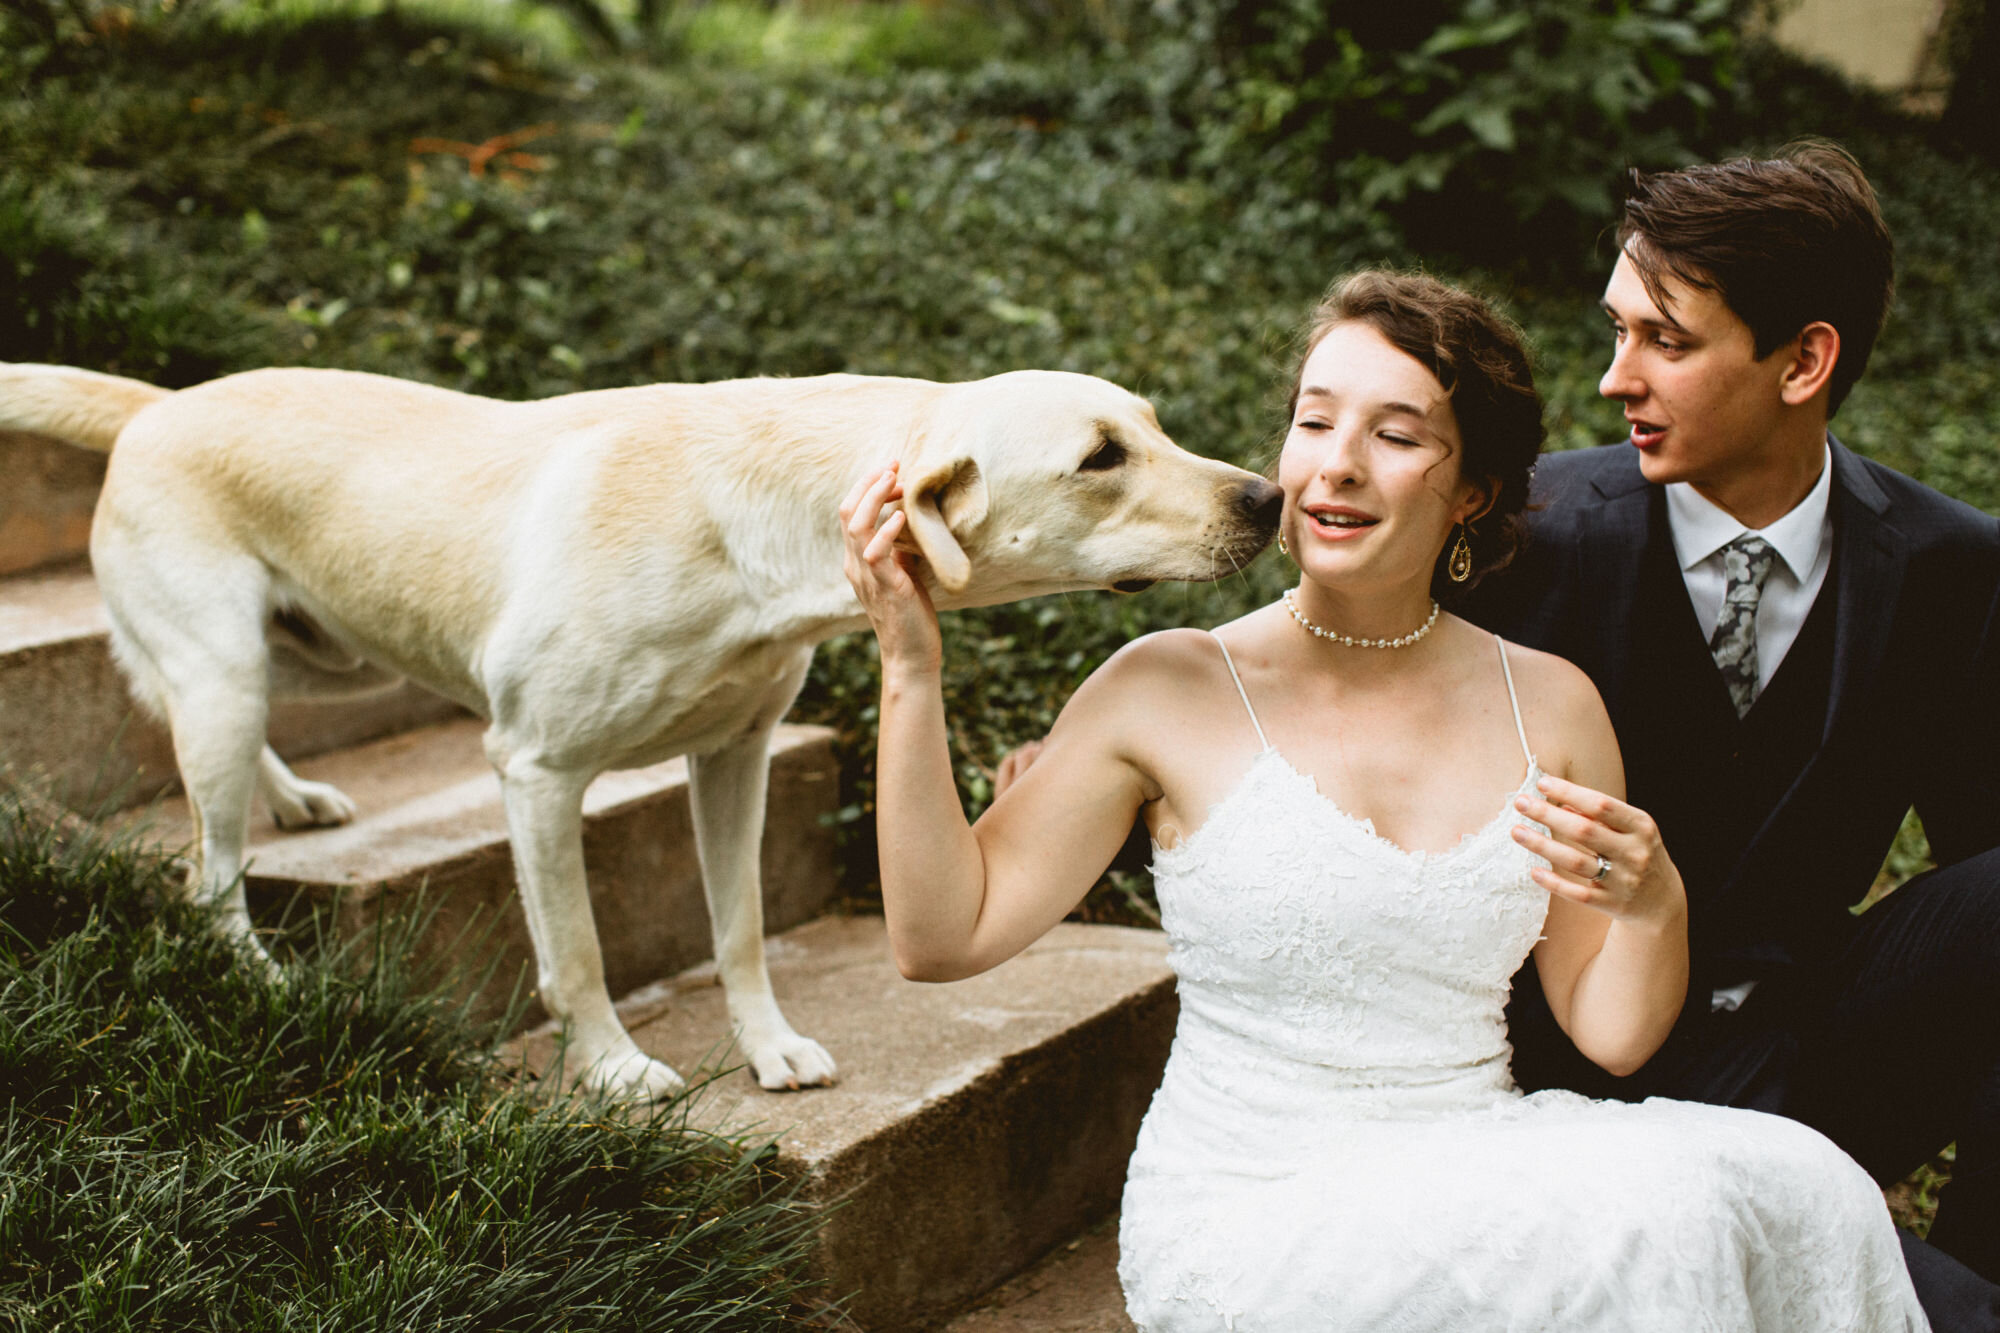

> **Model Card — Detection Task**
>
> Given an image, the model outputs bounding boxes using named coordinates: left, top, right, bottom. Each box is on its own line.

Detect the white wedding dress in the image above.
left=1117, top=634, right=1928, bottom=1332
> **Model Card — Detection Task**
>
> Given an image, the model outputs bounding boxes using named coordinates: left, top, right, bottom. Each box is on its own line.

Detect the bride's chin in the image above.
left=1290, top=567, right=1442, bottom=630
left=1293, top=559, right=1436, bottom=597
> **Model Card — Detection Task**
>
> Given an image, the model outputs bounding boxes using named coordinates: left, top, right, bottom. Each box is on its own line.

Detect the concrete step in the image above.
left=0, top=431, right=103, bottom=577
left=115, top=717, right=841, bottom=1029
left=513, top=915, right=1176, bottom=1333
left=0, top=562, right=465, bottom=810
left=941, top=1215, right=1133, bottom=1333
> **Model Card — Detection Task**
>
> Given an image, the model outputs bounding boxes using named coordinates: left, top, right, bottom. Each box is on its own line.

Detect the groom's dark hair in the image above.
left=1286, top=270, right=1545, bottom=598
left=1617, top=141, right=1894, bottom=415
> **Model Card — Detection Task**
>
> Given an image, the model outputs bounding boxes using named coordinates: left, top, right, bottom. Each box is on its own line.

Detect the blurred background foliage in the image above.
left=3, top=0, right=1995, bottom=913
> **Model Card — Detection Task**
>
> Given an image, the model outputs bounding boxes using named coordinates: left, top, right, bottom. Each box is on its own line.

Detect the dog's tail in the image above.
left=0, top=363, right=171, bottom=453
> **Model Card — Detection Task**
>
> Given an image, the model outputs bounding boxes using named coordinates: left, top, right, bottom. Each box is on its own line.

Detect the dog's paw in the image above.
left=226, top=927, right=285, bottom=984
left=269, top=778, right=357, bottom=830
left=581, top=1048, right=687, bottom=1104
left=748, top=1032, right=837, bottom=1092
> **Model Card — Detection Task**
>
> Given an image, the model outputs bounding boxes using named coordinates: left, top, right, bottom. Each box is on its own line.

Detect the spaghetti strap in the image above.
left=1212, top=634, right=1272, bottom=752
left=1494, top=635, right=1534, bottom=766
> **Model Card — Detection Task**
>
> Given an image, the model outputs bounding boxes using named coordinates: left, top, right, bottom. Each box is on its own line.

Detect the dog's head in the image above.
left=898, top=370, right=1280, bottom=607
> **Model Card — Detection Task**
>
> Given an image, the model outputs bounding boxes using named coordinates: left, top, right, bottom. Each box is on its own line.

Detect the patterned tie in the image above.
left=1709, top=534, right=1777, bottom=718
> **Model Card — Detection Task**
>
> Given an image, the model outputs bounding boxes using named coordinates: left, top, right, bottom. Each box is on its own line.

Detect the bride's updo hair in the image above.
left=1284, top=270, right=1545, bottom=597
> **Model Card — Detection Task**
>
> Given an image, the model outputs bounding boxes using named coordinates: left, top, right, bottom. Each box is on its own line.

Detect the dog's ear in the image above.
left=901, top=457, right=987, bottom=594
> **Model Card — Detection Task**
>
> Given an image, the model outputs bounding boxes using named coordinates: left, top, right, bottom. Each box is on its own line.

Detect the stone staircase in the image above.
left=0, top=425, right=1171, bottom=1331
left=513, top=917, right=1165, bottom=1331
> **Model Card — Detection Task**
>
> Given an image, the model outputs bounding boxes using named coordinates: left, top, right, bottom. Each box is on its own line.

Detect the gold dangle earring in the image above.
left=1447, top=524, right=1474, bottom=583
left=1277, top=531, right=1290, bottom=560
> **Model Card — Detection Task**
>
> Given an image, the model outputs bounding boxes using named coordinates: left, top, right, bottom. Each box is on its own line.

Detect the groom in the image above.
left=996, top=142, right=2000, bottom=1323
left=1468, top=143, right=2000, bottom=1328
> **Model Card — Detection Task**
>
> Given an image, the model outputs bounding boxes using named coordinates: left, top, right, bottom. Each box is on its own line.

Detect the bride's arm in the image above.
left=1512, top=665, right=1689, bottom=1078
left=844, top=464, right=1156, bottom=982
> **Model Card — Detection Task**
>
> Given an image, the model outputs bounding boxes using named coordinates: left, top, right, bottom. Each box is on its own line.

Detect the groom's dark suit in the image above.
left=1469, top=438, right=2000, bottom=1327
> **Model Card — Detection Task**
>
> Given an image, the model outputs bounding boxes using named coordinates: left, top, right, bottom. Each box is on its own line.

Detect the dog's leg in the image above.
left=255, top=746, right=357, bottom=830
left=489, top=742, right=684, bottom=1102
left=96, top=553, right=279, bottom=974
left=169, top=691, right=272, bottom=971
left=690, top=726, right=837, bottom=1091
left=254, top=632, right=408, bottom=830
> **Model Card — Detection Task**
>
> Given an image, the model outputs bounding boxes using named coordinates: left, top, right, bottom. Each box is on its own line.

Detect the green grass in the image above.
left=0, top=787, right=831, bottom=1330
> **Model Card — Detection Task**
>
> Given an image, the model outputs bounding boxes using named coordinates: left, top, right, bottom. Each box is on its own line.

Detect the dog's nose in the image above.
left=1236, top=479, right=1284, bottom=530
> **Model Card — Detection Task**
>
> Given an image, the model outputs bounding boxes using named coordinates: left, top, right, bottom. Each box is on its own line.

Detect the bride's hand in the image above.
left=841, top=461, right=942, bottom=674
left=1510, top=776, right=1687, bottom=929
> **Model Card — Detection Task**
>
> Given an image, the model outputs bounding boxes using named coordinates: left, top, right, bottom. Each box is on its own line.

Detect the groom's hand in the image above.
left=1511, top=776, right=1687, bottom=929
left=993, top=739, right=1046, bottom=801
left=993, top=736, right=1151, bottom=875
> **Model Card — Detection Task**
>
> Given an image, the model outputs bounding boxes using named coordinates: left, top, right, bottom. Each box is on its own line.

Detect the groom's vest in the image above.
left=1616, top=510, right=1840, bottom=987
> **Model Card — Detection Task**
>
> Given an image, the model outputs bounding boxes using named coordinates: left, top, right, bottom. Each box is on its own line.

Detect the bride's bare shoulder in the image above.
left=1494, top=639, right=1604, bottom=712
left=1496, top=638, right=1592, bottom=691
left=1078, top=627, right=1228, bottom=704
left=1493, top=638, right=1618, bottom=771
left=1048, top=628, right=1248, bottom=745
left=1059, top=607, right=1278, bottom=744
left=1116, top=626, right=1227, bottom=667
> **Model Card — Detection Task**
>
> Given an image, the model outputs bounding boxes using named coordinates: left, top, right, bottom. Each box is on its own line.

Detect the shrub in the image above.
left=947, top=0, right=1744, bottom=271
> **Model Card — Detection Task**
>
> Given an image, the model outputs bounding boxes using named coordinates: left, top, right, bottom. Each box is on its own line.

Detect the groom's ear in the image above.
left=1780, top=321, right=1841, bottom=409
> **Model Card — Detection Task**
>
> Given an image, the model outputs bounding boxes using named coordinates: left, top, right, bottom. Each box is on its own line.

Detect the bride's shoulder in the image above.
left=1086, top=627, right=1229, bottom=697
left=1044, top=628, right=1234, bottom=755
left=1489, top=636, right=1619, bottom=780
left=1116, top=626, right=1225, bottom=664
left=1493, top=638, right=1611, bottom=730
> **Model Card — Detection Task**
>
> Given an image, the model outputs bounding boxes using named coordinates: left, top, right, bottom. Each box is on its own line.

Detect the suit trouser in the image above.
left=1510, top=845, right=2000, bottom=1332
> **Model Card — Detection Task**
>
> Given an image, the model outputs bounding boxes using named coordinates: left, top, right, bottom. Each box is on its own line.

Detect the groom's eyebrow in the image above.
left=1601, top=299, right=1691, bottom=336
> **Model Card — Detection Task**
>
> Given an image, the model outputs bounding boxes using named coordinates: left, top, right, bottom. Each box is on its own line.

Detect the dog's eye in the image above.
left=1079, top=439, right=1126, bottom=472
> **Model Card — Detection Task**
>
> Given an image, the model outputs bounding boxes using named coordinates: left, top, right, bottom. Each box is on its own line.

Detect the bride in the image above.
left=840, top=271, right=1926, bottom=1331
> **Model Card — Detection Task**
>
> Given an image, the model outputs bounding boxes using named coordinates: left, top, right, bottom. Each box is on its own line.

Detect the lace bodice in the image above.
left=1152, top=746, right=1546, bottom=1089
left=1148, top=633, right=1547, bottom=1118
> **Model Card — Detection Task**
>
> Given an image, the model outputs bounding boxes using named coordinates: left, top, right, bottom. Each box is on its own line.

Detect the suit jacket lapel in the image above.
left=1585, top=439, right=1906, bottom=743
left=1822, top=439, right=1907, bottom=744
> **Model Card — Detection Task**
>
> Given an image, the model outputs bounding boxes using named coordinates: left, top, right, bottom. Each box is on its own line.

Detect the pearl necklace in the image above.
left=1283, top=588, right=1440, bottom=648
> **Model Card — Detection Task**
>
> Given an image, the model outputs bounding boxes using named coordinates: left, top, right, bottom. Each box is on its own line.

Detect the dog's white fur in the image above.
left=0, top=361, right=1279, bottom=1099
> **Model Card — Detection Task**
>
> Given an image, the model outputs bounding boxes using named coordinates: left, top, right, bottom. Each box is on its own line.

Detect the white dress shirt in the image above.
left=1665, top=444, right=1835, bottom=696
left=1663, top=445, right=1834, bottom=1011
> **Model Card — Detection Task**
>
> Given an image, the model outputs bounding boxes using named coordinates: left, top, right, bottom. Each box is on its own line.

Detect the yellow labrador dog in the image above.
left=0, top=362, right=1280, bottom=1100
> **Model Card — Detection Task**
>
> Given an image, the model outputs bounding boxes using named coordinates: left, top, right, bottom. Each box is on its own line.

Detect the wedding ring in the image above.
left=1590, top=855, right=1612, bottom=883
